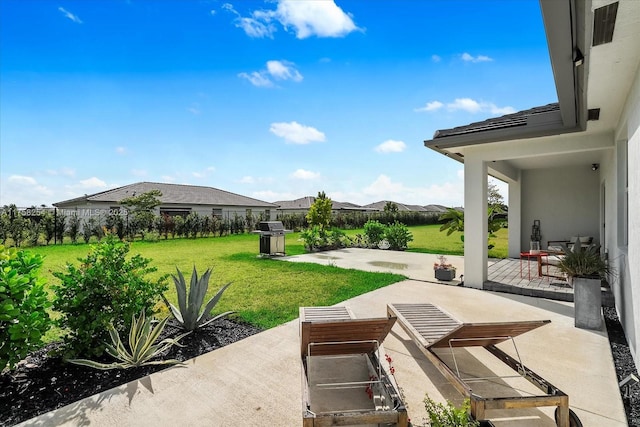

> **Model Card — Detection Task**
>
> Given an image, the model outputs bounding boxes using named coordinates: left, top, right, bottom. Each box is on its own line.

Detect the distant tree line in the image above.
left=0, top=204, right=442, bottom=248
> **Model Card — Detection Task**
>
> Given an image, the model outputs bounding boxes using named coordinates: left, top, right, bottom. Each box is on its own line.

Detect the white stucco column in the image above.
left=507, top=174, right=522, bottom=258
left=464, top=156, right=488, bottom=288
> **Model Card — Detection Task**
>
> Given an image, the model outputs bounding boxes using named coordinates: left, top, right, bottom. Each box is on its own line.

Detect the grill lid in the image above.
left=258, top=221, right=285, bottom=232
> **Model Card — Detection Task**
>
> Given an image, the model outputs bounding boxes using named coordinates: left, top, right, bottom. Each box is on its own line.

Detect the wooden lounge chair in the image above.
left=387, top=303, right=572, bottom=427
left=300, top=306, right=408, bottom=427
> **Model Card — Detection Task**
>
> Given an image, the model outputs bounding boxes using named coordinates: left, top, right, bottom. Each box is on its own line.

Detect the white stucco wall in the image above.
left=612, top=60, right=640, bottom=370
left=520, top=166, right=601, bottom=250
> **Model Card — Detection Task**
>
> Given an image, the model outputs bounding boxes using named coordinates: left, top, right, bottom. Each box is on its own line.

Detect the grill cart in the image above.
left=254, top=221, right=291, bottom=256
left=300, top=306, right=408, bottom=427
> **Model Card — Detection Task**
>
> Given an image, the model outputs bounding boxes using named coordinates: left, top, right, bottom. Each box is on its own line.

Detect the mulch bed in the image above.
left=1, top=310, right=638, bottom=427
left=0, top=318, right=262, bottom=427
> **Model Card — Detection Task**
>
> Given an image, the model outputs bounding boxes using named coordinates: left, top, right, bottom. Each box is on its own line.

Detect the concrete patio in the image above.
left=20, top=250, right=626, bottom=427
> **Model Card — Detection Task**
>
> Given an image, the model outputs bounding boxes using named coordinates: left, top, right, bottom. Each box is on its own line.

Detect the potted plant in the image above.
left=556, top=243, right=612, bottom=330
left=434, top=255, right=456, bottom=281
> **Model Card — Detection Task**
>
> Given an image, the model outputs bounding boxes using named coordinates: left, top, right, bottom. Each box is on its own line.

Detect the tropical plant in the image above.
left=68, top=312, right=188, bottom=370
left=52, top=234, right=168, bottom=358
left=0, top=246, right=52, bottom=371
left=556, top=243, right=611, bottom=279
left=423, top=395, right=479, bottom=427
left=363, top=220, right=386, bottom=247
left=384, top=221, right=413, bottom=250
left=27, top=219, right=41, bottom=246
left=306, top=191, right=332, bottom=230
left=164, top=267, right=233, bottom=332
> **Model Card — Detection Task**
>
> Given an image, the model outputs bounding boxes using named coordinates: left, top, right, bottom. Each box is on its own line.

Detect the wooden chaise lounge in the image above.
left=387, top=303, right=571, bottom=427
left=300, top=306, right=408, bottom=427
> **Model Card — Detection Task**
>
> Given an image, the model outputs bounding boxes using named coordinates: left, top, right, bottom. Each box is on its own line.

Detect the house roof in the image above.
left=424, top=0, right=590, bottom=153
left=54, top=182, right=276, bottom=208
left=424, top=204, right=449, bottom=213
left=274, top=196, right=376, bottom=212
left=432, top=103, right=560, bottom=140
left=363, top=201, right=434, bottom=213
left=273, top=196, right=316, bottom=210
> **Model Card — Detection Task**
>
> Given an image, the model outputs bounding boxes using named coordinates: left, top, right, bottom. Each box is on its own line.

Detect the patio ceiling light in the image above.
left=592, top=163, right=599, bottom=171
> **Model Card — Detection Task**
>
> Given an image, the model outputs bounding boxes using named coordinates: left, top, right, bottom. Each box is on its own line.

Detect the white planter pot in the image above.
left=573, top=277, right=602, bottom=330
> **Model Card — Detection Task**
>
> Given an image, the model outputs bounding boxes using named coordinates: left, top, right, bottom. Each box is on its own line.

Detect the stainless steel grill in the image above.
left=255, top=221, right=290, bottom=256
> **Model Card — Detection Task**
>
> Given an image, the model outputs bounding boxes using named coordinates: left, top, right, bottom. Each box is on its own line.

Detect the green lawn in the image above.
left=28, top=224, right=508, bottom=340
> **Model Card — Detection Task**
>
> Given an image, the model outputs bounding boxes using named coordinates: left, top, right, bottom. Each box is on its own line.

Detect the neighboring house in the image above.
left=423, top=204, right=450, bottom=214
left=425, top=0, right=640, bottom=368
left=274, top=196, right=376, bottom=215
left=54, top=182, right=276, bottom=221
left=363, top=200, right=433, bottom=213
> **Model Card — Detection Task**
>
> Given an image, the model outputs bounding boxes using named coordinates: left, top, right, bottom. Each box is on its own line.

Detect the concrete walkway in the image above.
left=21, top=251, right=626, bottom=427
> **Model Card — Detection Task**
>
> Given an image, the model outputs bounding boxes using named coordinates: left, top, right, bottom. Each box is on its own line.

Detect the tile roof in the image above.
left=54, top=182, right=276, bottom=208
left=432, top=103, right=560, bottom=139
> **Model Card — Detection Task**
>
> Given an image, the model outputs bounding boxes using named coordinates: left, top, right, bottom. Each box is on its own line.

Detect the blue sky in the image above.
left=0, top=0, right=557, bottom=207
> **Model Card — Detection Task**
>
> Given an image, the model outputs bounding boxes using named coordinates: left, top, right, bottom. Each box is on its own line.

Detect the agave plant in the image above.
left=165, top=266, right=233, bottom=332
left=68, top=312, right=188, bottom=370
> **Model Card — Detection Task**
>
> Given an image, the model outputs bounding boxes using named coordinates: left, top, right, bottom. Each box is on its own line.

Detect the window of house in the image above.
left=212, top=208, right=223, bottom=219
left=160, top=208, right=191, bottom=218
left=264, top=209, right=270, bottom=220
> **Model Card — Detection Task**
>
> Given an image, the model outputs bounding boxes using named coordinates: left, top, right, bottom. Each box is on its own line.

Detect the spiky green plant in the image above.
left=68, top=312, right=188, bottom=370
left=165, top=266, right=233, bottom=332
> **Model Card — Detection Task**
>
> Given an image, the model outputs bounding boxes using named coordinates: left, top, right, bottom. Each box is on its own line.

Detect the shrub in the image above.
left=27, top=220, right=41, bottom=247
left=68, top=312, right=188, bottom=370
left=384, top=221, right=413, bottom=251
left=0, top=246, right=52, bottom=371
left=363, top=220, right=386, bottom=247
left=423, top=395, right=478, bottom=427
left=41, top=212, right=56, bottom=245
left=300, top=226, right=349, bottom=251
left=67, top=214, right=81, bottom=244
left=164, top=267, right=233, bottom=332
left=52, top=234, right=168, bottom=358
left=306, top=191, right=332, bottom=230
left=54, top=214, right=66, bottom=244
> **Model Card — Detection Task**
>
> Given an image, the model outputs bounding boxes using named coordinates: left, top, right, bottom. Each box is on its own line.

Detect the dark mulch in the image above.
left=2, top=310, right=638, bottom=427
left=603, top=307, right=640, bottom=427
left=0, top=318, right=262, bottom=427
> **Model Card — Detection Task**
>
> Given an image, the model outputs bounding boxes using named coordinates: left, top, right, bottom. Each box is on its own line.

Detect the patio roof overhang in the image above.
left=424, top=0, right=589, bottom=166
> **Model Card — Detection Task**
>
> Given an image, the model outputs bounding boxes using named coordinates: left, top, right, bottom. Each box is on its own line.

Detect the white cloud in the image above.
left=162, top=175, right=176, bottom=182
left=115, top=146, right=127, bottom=154
left=416, top=98, right=515, bottom=115
left=46, top=167, right=76, bottom=177
left=192, top=166, right=215, bottom=179
left=269, top=121, right=326, bottom=144
left=223, top=3, right=277, bottom=38
left=239, top=60, right=302, bottom=88
left=431, top=54, right=441, bottom=62
left=360, top=174, right=464, bottom=207
left=274, top=0, right=360, bottom=39
left=131, top=169, right=147, bottom=177
left=238, top=71, right=274, bottom=87
left=414, top=101, right=443, bottom=112
left=239, top=176, right=255, bottom=184
left=266, top=60, right=303, bottom=82
left=9, top=175, right=37, bottom=186
left=78, top=177, right=107, bottom=189
left=58, top=7, right=82, bottom=24
left=375, top=139, right=406, bottom=153
left=290, top=169, right=320, bottom=180
left=187, top=106, right=201, bottom=115
left=224, top=0, right=360, bottom=39
left=0, top=176, right=53, bottom=206
left=461, top=52, right=493, bottom=63
left=447, top=98, right=515, bottom=115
